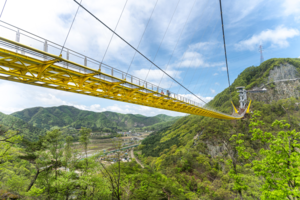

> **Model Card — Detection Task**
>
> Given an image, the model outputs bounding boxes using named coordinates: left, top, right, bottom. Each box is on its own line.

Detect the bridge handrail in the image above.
left=0, top=20, right=234, bottom=117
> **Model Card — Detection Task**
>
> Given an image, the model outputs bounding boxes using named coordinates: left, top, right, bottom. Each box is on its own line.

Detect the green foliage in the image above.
left=141, top=95, right=300, bottom=199
left=79, top=127, right=91, bottom=171
left=250, top=117, right=300, bottom=199
left=0, top=112, right=46, bottom=141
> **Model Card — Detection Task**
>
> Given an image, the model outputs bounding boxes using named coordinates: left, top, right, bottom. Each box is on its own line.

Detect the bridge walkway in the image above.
left=0, top=21, right=242, bottom=120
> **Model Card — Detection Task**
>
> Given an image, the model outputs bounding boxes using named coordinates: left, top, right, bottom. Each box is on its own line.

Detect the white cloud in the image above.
left=221, top=67, right=227, bottom=71
left=210, top=89, right=216, bottom=94
left=175, top=51, right=224, bottom=68
left=188, top=42, right=211, bottom=51
left=215, top=82, right=219, bottom=85
left=235, top=26, right=300, bottom=51
left=213, top=73, right=218, bottom=76
left=283, top=0, right=300, bottom=22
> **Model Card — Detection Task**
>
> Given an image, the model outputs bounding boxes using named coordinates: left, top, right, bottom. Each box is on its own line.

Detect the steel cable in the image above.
left=144, top=0, right=180, bottom=82
left=195, top=44, right=252, bottom=98
left=176, top=1, right=216, bottom=95
left=0, top=0, right=7, bottom=18
left=125, top=0, right=159, bottom=78
left=60, top=0, right=83, bottom=55
left=167, top=0, right=209, bottom=91
left=158, top=0, right=197, bottom=87
left=100, top=0, right=129, bottom=70
left=218, top=0, right=232, bottom=103
left=197, top=39, right=223, bottom=98
left=74, top=0, right=207, bottom=104
left=197, top=0, right=230, bottom=107
left=189, top=19, right=221, bottom=94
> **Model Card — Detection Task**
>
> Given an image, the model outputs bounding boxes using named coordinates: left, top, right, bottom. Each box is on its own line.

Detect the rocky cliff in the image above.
left=248, top=63, right=300, bottom=103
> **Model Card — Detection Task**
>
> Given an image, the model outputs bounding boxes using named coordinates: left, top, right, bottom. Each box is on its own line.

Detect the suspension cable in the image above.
left=197, top=38, right=223, bottom=98
left=74, top=0, right=207, bottom=104
left=197, top=33, right=243, bottom=98
left=144, top=0, right=180, bottom=82
left=176, top=1, right=216, bottom=94
left=186, top=21, right=219, bottom=94
left=167, top=0, right=209, bottom=91
left=60, top=0, right=83, bottom=56
left=158, top=0, right=197, bottom=87
left=190, top=17, right=220, bottom=93
left=125, top=0, right=159, bottom=78
left=100, top=0, right=129, bottom=70
left=195, top=0, right=229, bottom=106
left=218, top=0, right=232, bottom=102
left=0, top=0, right=7, bottom=18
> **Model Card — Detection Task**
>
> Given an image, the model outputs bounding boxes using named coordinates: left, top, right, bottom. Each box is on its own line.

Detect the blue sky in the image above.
left=0, top=0, right=299, bottom=116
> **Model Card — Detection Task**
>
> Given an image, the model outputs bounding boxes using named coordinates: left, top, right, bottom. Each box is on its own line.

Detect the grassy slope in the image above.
left=142, top=58, right=300, bottom=157
left=11, top=105, right=180, bottom=131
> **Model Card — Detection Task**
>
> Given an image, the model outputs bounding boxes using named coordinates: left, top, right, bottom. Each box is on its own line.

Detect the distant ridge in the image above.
left=11, top=105, right=181, bottom=131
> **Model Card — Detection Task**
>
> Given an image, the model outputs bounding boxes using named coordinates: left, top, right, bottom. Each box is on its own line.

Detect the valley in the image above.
left=2, top=58, right=300, bottom=199
left=1, top=0, right=300, bottom=198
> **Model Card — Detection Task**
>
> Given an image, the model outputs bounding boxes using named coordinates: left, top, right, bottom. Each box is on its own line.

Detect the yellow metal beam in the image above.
left=246, top=100, right=252, bottom=114
left=231, top=101, right=238, bottom=114
left=0, top=37, right=242, bottom=120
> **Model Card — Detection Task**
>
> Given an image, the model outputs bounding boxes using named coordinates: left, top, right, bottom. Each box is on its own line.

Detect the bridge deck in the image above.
left=0, top=24, right=241, bottom=120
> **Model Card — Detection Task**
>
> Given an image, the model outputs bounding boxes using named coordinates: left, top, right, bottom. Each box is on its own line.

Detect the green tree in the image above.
left=45, top=129, right=64, bottom=180
left=31, top=129, right=65, bottom=199
left=63, top=136, right=73, bottom=170
left=251, top=119, right=300, bottom=199
left=0, top=125, right=22, bottom=163
left=224, top=133, right=251, bottom=200
left=79, top=127, right=91, bottom=171
left=0, top=124, right=28, bottom=196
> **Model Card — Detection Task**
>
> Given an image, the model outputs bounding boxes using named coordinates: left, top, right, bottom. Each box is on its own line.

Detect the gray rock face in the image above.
left=249, top=63, right=300, bottom=103
left=206, top=143, right=225, bottom=158
left=249, top=80, right=300, bottom=103
left=268, top=63, right=299, bottom=82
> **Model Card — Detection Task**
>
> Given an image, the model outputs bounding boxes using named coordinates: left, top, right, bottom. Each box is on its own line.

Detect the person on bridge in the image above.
left=167, top=90, right=170, bottom=97
left=161, top=90, right=164, bottom=95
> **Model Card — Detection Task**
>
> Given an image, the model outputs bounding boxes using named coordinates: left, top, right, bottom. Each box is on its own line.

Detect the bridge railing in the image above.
left=0, top=20, right=225, bottom=114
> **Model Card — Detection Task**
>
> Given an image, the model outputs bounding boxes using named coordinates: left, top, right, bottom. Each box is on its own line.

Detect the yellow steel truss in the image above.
left=0, top=37, right=241, bottom=120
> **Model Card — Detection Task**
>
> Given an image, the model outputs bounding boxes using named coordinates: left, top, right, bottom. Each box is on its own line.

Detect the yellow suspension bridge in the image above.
left=0, top=21, right=242, bottom=120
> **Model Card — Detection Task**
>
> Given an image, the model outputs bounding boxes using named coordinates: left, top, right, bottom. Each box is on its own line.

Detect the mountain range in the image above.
left=10, top=105, right=180, bottom=131
left=0, top=105, right=181, bottom=141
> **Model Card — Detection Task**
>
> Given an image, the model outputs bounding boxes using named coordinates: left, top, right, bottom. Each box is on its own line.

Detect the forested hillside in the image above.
left=138, top=58, right=300, bottom=199
left=11, top=106, right=180, bottom=131
left=143, top=58, right=300, bottom=156
left=208, top=58, right=300, bottom=113
left=0, top=112, right=46, bottom=141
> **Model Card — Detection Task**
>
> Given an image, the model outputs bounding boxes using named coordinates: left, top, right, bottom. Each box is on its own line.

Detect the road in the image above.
left=131, top=148, right=144, bottom=168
